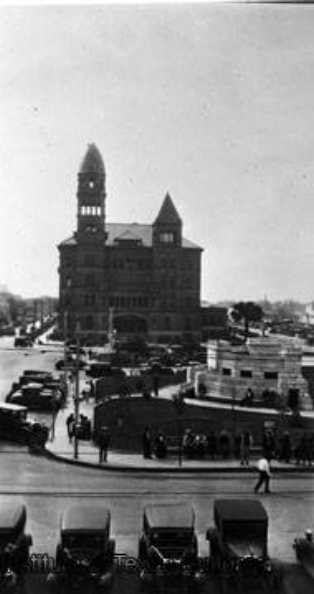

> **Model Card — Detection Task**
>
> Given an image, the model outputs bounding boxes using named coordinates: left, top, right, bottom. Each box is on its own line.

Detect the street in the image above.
left=0, top=341, right=314, bottom=592
left=0, top=448, right=313, bottom=593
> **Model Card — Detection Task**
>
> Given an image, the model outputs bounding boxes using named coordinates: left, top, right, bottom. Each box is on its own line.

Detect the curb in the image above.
left=43, top=447, right=314, bottom=474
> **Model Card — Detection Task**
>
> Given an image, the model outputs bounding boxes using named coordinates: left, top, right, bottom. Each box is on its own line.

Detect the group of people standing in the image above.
left=142, top=426, right=167, bottom=459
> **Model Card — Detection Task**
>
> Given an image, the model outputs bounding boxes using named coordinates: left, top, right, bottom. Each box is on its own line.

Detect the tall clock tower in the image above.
left=76, top=143, right=106, bottom=241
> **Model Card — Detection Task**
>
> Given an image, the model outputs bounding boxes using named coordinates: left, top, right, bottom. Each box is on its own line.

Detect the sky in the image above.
left=1, top=2, right=314, bottom=303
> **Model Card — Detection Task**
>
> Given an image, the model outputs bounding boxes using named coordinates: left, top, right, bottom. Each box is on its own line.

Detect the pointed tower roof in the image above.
left=79, top=143, right=105, bottom=175
left=154, top=193, right=182, bottom=225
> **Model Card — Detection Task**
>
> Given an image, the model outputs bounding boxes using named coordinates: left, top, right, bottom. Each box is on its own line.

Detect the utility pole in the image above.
left=172, top=390, right=185, bottom=467
left=108, top=307, right=115, bottom=352
left=73, top=319, right=81, bottom=460
left=63, top=311, right=68, bottom=400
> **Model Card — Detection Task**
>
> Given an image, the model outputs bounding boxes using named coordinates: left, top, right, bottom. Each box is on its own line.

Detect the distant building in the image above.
left=58, top=144, right=203, bottom=344
left=305, top=302, right=314, bottom=326
left=200, top=304, right=228, bottom=341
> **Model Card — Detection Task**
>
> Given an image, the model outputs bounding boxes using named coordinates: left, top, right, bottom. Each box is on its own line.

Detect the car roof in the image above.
left=61, top=505, right=111, bottom=533
left=0, top=503, right=26, bottom=532
left=214, top=499, right=268, bottom=522
left=144, top=502, right=195, bottom=529
left=0, top=401, right=27, bottom=413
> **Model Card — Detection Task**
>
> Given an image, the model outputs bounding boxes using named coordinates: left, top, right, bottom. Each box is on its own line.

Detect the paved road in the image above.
left=1, top=446, right=313, bottom=560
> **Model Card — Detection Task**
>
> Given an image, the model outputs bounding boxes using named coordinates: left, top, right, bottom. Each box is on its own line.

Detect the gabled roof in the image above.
left=154, top=193, right=182, bottom=225
left=114, top=229, right=143, bottom=243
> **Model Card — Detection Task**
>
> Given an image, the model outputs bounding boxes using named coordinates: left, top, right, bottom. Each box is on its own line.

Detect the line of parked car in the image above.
left=2, top=498, right=309, bottom=593
left=5, top=370, right=66, bottom=412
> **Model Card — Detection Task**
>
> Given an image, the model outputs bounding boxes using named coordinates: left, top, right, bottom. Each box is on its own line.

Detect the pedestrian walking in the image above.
left=66, top=413, right=75, bottom=443
left=81, top=382, right=91, bottom=402
left=183, top=428, right=195, bottom=459
left=142, top=425, right=152, bottom=459
left=99, top=426, right=110, bottom=463
left=263, top=430, right=275, bottom=461
left=254, top=457, right=271, bottom=494
left=219, top=429, right=230, bottom=459
left=240, top=431, right=252, bottom=465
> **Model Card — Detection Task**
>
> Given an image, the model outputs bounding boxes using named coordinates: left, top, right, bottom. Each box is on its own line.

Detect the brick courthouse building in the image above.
left=58, top=144, right=203, bottom=344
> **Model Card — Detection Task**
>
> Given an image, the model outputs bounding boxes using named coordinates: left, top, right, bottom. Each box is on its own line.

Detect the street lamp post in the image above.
left=73, top=319, right=81, bottom=460
left=63, top=311, right=68, bottom=400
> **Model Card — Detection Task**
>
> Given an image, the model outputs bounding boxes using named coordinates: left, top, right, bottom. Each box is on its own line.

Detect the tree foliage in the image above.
left=230, top=301, right=264, bottom=341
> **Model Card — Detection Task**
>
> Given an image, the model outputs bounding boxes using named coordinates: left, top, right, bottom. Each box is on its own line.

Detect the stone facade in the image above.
left=195, top=337, right=311, bottom=410
left=58, top=144, right=203, bottom=344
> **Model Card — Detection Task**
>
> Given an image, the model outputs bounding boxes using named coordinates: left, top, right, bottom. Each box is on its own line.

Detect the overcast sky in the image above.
left=1, top=2, right=314, bottom=303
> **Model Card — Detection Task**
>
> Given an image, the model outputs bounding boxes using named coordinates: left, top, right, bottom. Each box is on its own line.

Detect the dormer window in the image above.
left=160, top=232, right=174, bottom=244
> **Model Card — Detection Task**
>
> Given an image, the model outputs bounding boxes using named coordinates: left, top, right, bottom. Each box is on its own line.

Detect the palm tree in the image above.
left=230, top=301, right=264, bottom=341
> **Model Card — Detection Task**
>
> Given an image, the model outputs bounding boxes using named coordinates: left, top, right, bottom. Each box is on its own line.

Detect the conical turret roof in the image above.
left=155, top=193, right=182, bottom=225
left=79, top=143, right=105, bottom=175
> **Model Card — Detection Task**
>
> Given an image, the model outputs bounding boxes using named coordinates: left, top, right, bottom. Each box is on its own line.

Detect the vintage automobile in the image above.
left=0, top=401, right=49, bottom=449
left=48, top=504, right=115, bottom=593
left=86, top=362, right=126, bottom=380
left=0, top=503, right=33, bottom=590
left=55, top=356, right=86, bottom=371
left=138, top=502, right=205, bottom=592
left=14, top=336, right=33, bottom=348
left=293, top=528, right=314, bottom=580
left=206, top=499, right=282, bottom=588
left=6, top=382, right=63, bottom=412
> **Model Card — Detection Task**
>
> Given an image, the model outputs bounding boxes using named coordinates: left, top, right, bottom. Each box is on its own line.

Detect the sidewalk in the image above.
left=45, top=387, right=314, bottom=473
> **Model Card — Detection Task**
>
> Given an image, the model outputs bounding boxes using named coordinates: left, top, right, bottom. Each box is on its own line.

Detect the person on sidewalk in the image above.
left=142, top=426, right=152, bottom=459
left=254, top=457, right=271, bottom=494
left=240, top=431, right=252, bottom=465
left=66, top=413, right=75, bottom=443
left=99, top=426, right=110, bottom=463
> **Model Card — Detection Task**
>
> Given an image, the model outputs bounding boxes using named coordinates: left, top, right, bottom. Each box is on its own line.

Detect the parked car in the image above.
left=148, top=364, right=175, bottom=376
left=55, top=357, right=86, bottom=371
left=48, top=504, right=115, bottom=593
left=206, top=499, right=283, bottom=588
left=23, top=369, right=53, bottom=378
left=0, top=402, right=49, bottom=449
left=138, top=502, right=205, bottom=592
left=14, top=336, right=33, bottom=348
left=0, top=325, right=15, bottom=337
left=6, top=383, right=63, bottom=412
left=86, top=362, right=126, bottom=379
left=293, top=528, right=314, bottom=580
left=0, top=503, right=33, bottom=590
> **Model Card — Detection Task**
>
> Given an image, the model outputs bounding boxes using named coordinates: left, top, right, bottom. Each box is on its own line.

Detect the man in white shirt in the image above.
left=254, top=457, right=271, bottom=493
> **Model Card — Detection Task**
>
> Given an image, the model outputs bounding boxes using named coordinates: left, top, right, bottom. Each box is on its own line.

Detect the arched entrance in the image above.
left=114, top=315, right=148, bottom=336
